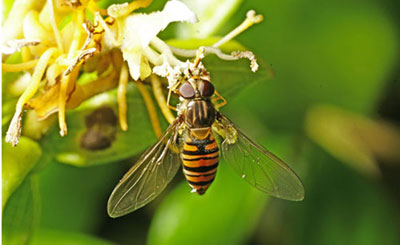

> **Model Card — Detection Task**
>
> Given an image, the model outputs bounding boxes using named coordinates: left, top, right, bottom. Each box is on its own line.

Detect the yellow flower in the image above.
left=2, top=0, right=263, bottom=146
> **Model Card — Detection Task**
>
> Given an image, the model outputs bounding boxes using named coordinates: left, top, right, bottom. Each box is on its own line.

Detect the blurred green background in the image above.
left=3, top=0, right=400, bottom=244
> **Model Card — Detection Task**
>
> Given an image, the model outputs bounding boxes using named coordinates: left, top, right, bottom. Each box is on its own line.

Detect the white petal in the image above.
left=121, top=0, right=198, bottom=51
left=162, top=0, right=198, bottom=24
left=123, top=48, right=142, bottom=80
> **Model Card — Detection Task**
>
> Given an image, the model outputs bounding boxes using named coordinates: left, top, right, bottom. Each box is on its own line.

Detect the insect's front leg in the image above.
left=212, top=90, right=227, bottom=109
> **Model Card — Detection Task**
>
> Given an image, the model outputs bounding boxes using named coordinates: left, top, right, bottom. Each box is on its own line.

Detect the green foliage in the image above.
left=3, top=177, right=39, bottom=245
left=31, top=229, right=115, bottom=245
left=230, top=0, right=399, bottom=132
left=2, top=137, right=41, bottom=208
left=286, top=148, right=400, bottom=245
left=36, top=161, right=122, bottom=233
left=2, top=0, right=400, bottom=244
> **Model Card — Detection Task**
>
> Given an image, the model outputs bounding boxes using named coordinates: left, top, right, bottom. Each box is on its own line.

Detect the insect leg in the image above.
left=213, top=90, right=227, bottom=109
left=166, top=76, right=185, bottom=112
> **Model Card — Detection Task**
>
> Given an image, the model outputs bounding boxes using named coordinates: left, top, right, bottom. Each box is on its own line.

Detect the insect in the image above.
left=107, top=65, right=304, bottom=218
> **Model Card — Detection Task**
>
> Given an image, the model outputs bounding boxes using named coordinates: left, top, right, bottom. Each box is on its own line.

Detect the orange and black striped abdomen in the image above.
left=182, top=133, right=219, bottom=195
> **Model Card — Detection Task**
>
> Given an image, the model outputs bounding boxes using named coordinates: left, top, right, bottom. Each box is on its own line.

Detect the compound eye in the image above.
left=200, top=80, right=215, bottom=97
left=179, top=82, right=195, bottom=99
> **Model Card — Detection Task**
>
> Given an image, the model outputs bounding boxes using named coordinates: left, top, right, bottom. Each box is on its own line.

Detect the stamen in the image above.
left=169, top=46, right=236, bottom=60
left=118, top=63, right=129, bottom=131
left=6, top=47, right=57, bottom=146
left=66, top=69, right=118, bottom=109
left=47, top=0, right=64, bottom=53
left=151, top=74, right=175, bottom=124
left=64, top=48, right=97, bottom=76
left=232, top=50, right=259, bottom=72
left=95, top=12, right=120, bottom=47
left=212, top=10, right=263, bottom=48
left=137, top=81, right=162, bottom=138
left=59, top=9, right=85, bottom=136
left=1, top=39, right=40, bottom=55
left=2, top=59, right=39, bottom=72
left=150, top=37, right=184, bottom=66
left=193, top=47, right=205, bottom=68
left=21, top=47, right=32, bottom=62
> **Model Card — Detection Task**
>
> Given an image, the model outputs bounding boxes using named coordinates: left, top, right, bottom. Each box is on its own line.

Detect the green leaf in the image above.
left=232, top=0, right=400, bottom=132
left=40, top=84, right=160, bottom=167
left=176, top=0, right=244, bottom=38
left=2, top=99, right=18, bottom=127
left=205, top=55, right=272, bottom=99
left=37, top=158, right=129, bottom=233
left=305, top=104, right=400, bottom=178
left=31, top=229, right=115, bottom=245
left=2, top=137, right=42, bottom=208
left=148, top=160, right=267, bottom=245
left=284, top=147, right=400, bottom=245
left=3, top=176, right=40, bottom=245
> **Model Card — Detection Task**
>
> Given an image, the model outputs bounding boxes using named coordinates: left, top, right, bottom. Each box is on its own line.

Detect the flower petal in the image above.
left=122, top=0, right=198, bottom=51
left=123, top=47, right=142, bottom=80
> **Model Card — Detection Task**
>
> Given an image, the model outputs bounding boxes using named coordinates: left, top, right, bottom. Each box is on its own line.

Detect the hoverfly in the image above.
left=107, top=65, right=304, bottom=218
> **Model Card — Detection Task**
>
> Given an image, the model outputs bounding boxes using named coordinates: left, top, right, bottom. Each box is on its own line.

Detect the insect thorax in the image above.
left=184, top=99, right=216, bottom=129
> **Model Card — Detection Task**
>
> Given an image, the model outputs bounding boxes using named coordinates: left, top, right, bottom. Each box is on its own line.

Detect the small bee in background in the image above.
left=107, top=53, right=305, bottom=218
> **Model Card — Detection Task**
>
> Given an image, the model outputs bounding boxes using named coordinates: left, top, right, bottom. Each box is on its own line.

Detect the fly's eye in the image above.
left=200, top=80, right=215, bottom=97
left=179, top=82, right=195, bottom=99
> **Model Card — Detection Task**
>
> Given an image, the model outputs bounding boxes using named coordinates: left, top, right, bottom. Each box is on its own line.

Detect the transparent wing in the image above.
left=217, top=114, right=305, bottom=201
left=107, top=119, right=182, bottom=218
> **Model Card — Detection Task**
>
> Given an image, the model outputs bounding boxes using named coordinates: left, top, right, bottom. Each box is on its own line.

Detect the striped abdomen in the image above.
left=182, top=132, right=219, bottom=195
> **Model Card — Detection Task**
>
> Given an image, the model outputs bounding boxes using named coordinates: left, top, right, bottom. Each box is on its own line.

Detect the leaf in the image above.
left=2, top=99, right=18, bottom=127
left=284, top=147, right=400, bottom=245
left=176, top=0, right=244, bottom=39
left=37, top=159, right=125, bottom=233
left=2, top=176, right=40, bottom=245
left=305, top=104, right=400, bottom=178
left=2, top=136, right=42, bottom=208
left=226, top=0, right=400, bottom=133
left=205, top=55, right=272, bottom=99
left=40, top=83, right=160, bottom=167
left=148, top=159, right=267, bottom=244
left=31, top=229, right=115, bottom=245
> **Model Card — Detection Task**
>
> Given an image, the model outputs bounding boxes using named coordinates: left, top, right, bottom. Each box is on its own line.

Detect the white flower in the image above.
left=120, top=0, right=198, bottom=80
